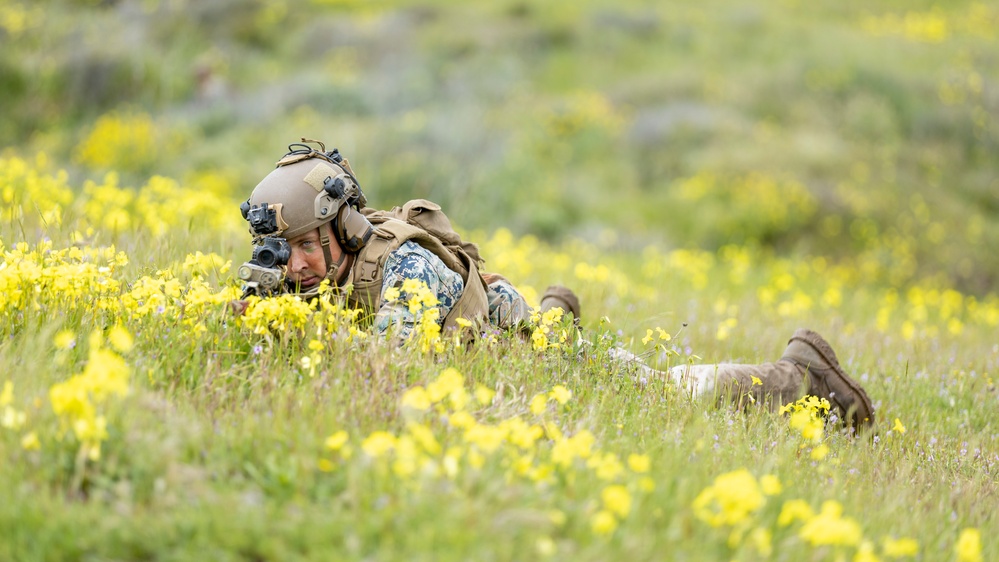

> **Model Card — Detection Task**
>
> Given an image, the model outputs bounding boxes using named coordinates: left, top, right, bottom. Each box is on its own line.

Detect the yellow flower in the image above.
left=426, top=368, right=464, bottom=403
left=406, top=422, right=441, bottom=456
left=548, top=385, right=572, bottom=405
left=1, top=406, right=26, bottom=429
left=448, top=411, right=476, bottom=429
left=530, top=393, right=548, bottom=415
left=655, top=327, right=671, bottom=341
left=798, top=500, right=862, bottom=547
left=854, top=540, right=880, bottom=562
left=589, top=451, right=625, bottom=481
left=892, top=418, right=907, bottom=434
left=54, top=330, right=76, bottom=350
left=760, top=474, right=782, bottom=495
left=642, top=329, right=654, bottom=345
left=361, top=431, right=397, bottom=458
left=749, top=527, right=772, bottom=557
left=21, top=431, right=40, bottom=451
left=955, top=528, right=981, bottom=562
left=601, top=485, right=632, bottom=518
left=535, top=537, right=555, bottom=557
left=455, top=317, right=472, bottom=328
left=811, top=443, right=830, bottom=460
left=324, top=430, right=349, bottom=451
left=751, top=375, right=762, bottom=386
left=401, top=387, right=431, bottom=411
left=474, top=384, right=495, bottom=405
left=777, top=499, right=814, bottom=527
left=0, top=381, right=12, bottom=407
left=882, top=536, right=919, bottom=557
left=627, top=453, right=651, bottom=473
left=591, top=510, right=618, bottom=536
left=692, top=469, right=765, bottom=527
left=317, top=458, right=336, bottom=472
left=790, top=408, right=824, bottom=443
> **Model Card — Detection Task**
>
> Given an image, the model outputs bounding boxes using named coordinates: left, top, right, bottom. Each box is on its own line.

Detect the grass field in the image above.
left=1, top=0, right=998, bottom=560
left=2, top=155, right=996, bottom=560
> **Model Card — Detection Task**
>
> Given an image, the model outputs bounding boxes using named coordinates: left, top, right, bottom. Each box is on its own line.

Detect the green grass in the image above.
left=1, top=157, right=997, bottom=558
left=1, top=0, right=998, bottom=559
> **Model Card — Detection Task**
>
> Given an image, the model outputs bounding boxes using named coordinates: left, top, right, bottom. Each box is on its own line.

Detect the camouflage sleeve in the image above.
left=486, top=278, right=532, bottom=330
left=373, top=241, right=464, bottom=339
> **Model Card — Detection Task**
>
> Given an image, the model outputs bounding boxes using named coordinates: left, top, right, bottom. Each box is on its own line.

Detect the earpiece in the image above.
left=335, top=205, right=374, bottom=253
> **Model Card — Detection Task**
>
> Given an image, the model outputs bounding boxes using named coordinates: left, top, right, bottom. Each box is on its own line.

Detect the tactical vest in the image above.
left=345, top=209, right=490, bottom=331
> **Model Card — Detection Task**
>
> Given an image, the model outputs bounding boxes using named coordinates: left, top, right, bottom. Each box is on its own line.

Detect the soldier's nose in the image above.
left=288, top=250, right=306, bottom=272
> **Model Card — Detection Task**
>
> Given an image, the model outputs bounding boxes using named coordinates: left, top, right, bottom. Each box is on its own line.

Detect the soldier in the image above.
left=235, top=140, right=874, bottom=430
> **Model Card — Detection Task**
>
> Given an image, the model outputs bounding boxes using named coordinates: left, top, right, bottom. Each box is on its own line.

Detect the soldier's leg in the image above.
left=481, top=273, right=532, bottom=331
left=668, top=329, right=875, bottom=429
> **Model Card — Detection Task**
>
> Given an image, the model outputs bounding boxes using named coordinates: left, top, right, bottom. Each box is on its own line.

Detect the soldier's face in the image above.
left=286, top=225, right=342, bottom=290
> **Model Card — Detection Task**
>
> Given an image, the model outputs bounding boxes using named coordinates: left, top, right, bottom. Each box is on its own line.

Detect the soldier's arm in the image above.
left=372, top=242, right=464, bottom=340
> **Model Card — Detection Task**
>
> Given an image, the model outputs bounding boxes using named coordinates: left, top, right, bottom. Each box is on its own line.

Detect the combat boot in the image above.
left=780, top=328, right=875, bottom=429
left=540, top=285, right=581, bottom=325
left=685, top=329, right=875, bottom=430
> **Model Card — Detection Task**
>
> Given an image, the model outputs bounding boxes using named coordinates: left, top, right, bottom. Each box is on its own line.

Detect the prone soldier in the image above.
left=235, top=140, right=875, bottom=430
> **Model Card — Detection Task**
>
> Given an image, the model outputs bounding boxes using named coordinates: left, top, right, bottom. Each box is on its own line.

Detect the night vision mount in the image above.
left=238, top=201, right=290, bottom=298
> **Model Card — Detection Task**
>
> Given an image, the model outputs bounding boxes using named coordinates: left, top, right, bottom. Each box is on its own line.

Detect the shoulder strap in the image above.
left=347, top=217, right=489, bottom=329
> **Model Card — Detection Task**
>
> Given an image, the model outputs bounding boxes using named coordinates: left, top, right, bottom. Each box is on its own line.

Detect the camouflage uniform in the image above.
left=373, top=241, right=531, bottom=338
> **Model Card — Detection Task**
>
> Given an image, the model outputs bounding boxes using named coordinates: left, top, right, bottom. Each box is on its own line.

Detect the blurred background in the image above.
left=2, top=0, right=997, bottom=295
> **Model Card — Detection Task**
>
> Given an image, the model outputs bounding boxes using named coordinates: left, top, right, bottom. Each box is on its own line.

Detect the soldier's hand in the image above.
left=228, top=299, right=249, bottom=316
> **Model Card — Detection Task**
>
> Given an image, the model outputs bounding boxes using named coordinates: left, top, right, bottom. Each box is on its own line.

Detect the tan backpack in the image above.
left=361, top=199, right=484, bottom=269
left=354, top=199, right=490, bottom=330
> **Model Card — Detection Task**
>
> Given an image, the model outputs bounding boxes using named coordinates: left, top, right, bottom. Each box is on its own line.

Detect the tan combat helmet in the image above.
left=241, top=139, right=374, bottom=285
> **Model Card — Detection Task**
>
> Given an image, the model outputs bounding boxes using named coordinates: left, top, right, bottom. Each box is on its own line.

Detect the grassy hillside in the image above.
left=1, top=156, right=997, bottom=560
left=2, top=0, right=998, bottom=292
left=1, top=0, right=998, bottom=560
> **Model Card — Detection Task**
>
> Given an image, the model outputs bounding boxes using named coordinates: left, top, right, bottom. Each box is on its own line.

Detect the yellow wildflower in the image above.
left=21, top=432, right=40, bottom=451
left=401, top=387, right=431, bottom=411
left=760, top=474, right=782, bottom=495
left=324, top=430, right=349, bottom=451
left=601, top=485, right=632, bottom=518
left=0, top=381, right=12, bottom=407
left=892, top=418, right=907, bottom=434
left=777, top=499, right=814, bottom=527
left=361, top=431, right=397, bottom=458
left=591, top=510, right=618, bottom=536
left=54, top=331, right=76, bottom=350
left=448, top=411, right=476, bottom=429
left=474, top=384, right=495, bottom=405
left=955, top=528, right=981, bottom=562
left=693, top=469, right=765, bottom=527
left=799, top=500, right=862, bottom=547
left=548, top=385, right=572, bottom=405
left=749, top=527, right=772, bottom=557
left=627, top=453, right=651, bottom=473
left=854, top=540, right=880, bottom=562
left=642, top=329, right=654, bottom=345
left=882, top=536, right=919, bottom=557
left=530, top=393, right=548, bottom=415
left=426, top=368, right=463, bottom=403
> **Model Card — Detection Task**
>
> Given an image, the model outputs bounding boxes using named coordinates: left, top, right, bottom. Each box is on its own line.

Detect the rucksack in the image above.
left=361, top=199, right=484, bottom=268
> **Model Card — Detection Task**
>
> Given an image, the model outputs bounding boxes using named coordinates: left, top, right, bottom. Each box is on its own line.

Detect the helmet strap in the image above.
left=319, top=226, right=350, bottom=286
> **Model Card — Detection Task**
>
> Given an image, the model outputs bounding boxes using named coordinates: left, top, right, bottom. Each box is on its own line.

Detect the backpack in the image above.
left=361, top=199, right=484, bottom=268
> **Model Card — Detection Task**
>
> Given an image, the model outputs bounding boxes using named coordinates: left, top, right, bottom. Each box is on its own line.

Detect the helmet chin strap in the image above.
left=319, top=225, right=350, bottom=286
